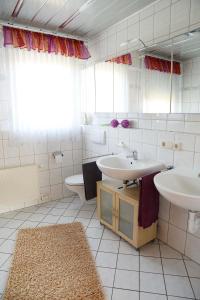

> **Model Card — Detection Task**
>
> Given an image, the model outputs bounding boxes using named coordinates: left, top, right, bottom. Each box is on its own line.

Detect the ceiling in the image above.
left=0, top=0, right=155, bottom=39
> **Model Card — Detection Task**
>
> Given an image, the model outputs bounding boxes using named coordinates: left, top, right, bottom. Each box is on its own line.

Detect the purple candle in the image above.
left=121, top=119, right=130, bottom=128
left=110, top=119, right=119, bottom=128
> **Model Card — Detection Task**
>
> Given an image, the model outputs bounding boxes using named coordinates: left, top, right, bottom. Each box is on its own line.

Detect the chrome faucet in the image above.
left=126, top=150, right=138, bottom=160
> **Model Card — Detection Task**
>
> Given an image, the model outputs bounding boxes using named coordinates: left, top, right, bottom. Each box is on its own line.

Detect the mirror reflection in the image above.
left=82, top=28, right=200, bottom=114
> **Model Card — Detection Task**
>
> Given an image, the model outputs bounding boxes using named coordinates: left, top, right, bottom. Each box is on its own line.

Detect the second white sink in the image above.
left=154, top=168, right=200, bottom=211
left=96, top=154, right=165, bottom=181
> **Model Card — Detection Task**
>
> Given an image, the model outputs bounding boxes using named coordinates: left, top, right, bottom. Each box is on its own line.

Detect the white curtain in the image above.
left=141, top=60, right=171, bottom=113
left=1, top=45, right=83, bottom=141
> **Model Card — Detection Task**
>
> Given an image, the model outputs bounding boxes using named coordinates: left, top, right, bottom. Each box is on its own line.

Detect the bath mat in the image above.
left=4, top=222, right=105, bottom=300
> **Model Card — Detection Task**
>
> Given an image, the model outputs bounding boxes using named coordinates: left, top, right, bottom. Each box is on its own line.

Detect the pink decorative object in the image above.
left=110, top=119, right=119, bottom=128
left=121, top=119, right=129, bottom=128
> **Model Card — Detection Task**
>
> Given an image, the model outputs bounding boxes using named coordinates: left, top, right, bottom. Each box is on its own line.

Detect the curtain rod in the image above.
left=0, top=19, right=88, bottom=43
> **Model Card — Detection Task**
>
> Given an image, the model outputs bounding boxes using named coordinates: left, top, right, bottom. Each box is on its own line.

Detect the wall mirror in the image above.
left=82, top=28, right=200, bottom=114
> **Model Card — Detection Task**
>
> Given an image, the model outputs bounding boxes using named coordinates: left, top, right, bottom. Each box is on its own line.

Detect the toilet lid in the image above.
left=65, top=174, right=84, bottom=186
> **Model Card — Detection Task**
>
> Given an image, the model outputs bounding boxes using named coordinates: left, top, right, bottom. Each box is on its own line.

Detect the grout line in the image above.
left=110, top=236, right=119, bottom=299
left=182, top=258, right=196, bottom=300
left=158, top=241, right=169, bottom=300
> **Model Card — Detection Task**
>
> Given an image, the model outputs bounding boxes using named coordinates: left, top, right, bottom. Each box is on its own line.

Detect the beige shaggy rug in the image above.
left=4, top=222, right=105, bottom=300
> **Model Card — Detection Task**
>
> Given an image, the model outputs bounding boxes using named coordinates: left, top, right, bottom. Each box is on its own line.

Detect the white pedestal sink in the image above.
left=154, top=168, right=200, bottom=211
left=96, top=154, right=165, bottom=181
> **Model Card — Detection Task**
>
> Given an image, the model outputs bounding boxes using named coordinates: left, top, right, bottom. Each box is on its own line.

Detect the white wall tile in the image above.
left=154, top=7, right=170, bottom=38
left=170, top=0, right=190, bottom=33
left=190, top=0, right=200, bottom=25
left=168, top=224, right=186, bottom=253
left=174, top=150, right=194, bottom=168
left=169, top=204, right=188, bottom=231
left=185, top=233, right=200, bottom=264
left=140, top=15, right=154, bottom=42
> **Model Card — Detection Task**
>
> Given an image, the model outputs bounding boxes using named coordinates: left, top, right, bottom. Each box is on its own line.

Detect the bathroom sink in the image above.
left=154, top=168, right=200, bottom=211
left=96, top=154, right=165, bottom=181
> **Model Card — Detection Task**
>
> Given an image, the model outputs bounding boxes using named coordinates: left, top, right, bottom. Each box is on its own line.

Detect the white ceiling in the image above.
left=0, top=0, right=156, bottom=38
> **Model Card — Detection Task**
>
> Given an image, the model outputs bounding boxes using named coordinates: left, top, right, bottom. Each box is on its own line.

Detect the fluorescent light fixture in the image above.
left=12, top=0, right=24, bottom=17
left=59, top=0, right=96, bottom=28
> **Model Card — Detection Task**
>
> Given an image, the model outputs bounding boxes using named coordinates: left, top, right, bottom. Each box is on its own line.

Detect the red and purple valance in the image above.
left=144, top=55, right=181, bottom=75
left=3, top=26, right=91, bottom=60
left=107, top=53, right=132, bottom=65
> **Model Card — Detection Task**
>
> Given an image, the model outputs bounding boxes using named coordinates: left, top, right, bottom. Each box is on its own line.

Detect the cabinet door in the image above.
left=115, top=195, right=136, bottom=242
left=97, top=185, right=115, bottom=230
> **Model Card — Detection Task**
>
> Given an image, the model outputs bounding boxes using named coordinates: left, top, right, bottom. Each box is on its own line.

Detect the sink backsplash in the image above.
left=83, top=112, right=200, bottom=264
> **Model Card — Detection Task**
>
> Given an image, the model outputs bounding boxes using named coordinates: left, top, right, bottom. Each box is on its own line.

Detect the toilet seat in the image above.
left=65, top=174, right=84, bottom=186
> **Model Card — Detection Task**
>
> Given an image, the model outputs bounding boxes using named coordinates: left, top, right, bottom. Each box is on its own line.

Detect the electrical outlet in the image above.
left=41, top=194, right=49, bottom=202
left=174, top=143, right=182, bottom=151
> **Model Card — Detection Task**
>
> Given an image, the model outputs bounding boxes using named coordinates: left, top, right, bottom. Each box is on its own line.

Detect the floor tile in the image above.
left=54, top=202, right=70, bottom=209
left=40, top=215, right=60, bottom=224
left=87, top=238, right=101, bottom=251
left=21, top=206, right=38, bottom=213
left=140, top=272, right=166, bottom=294
left=86, top=227, right=103, bottom=239
left=185, top=260, right=200, bottom=278
left=0, top=253, right=10, bottom=266
left=97, top=267, right=115, bottom=287
left=114, top=269, right=139, bottom=290
left=0, top=218, right=10, bottom=227
left=0, top=240, right=15, bottom=254
left=119, top=240, right=139, bottom=255
left=5, top=219, right=24, bottom=229
left=0, top=240, right=5, bottom=247
left=96, top=252, right=117, bottom=268
left=60, top=197, right=74, bottom=203
left=99, top=239, right=119, bottom=253
left=80, top=204, right=96, bottom=212
left=14, top=212, right=32, bottom=220
left=103, top=287, right=112, bottom=300
left=0, top=228, right=15, bottom=239
left=0, top=271, right=8, bottom=293
left=74, top=217, right=90, bottom=227
left=162, top=258, right=187, bottom=276
left=102, top=228, right=120, bottom=241
left=160, top=244, right=182, bottom=259
left=0, top=211, right=18, bottom=219
left=165, top=274, right=194, bottom=298
left=19, top=221, right=39, bottom=229
left=34, top=207, right=52, bottom=214
left=140, top=256, right=163, bottom=274
left=190, top=277, right=200, bottom=299
left=112, top=288, right=139, bottom=300
left=140, top=243, right=160, bottom=258
left=28, top=213, right=45, bottom=222
left=88, top=219, right=104, bottom=229
left=7, top=230, right=18, bottom=241
left=0, top=255, right=12, bottom=271
left=49, top=208, right=66, bottom=216
left=68, top=202, right=83, bottom=210
left=117, top=254, right=139, bottom=271
left=140, top=292, right=167, bottom=300
left=77, top=210, right=94, bottom=219
left=63, top=209, right=79, bottom=217
left=57, top=216, right=75, bottom=224
left=168, top=297, right=192, bottom=300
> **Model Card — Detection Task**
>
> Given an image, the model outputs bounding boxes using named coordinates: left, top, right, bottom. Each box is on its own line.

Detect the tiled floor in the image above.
left=0, top=196, right=200, bottom=300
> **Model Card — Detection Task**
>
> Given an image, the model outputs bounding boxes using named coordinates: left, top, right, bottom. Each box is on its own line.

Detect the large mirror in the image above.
left=82, top=28, right=200, bottom=114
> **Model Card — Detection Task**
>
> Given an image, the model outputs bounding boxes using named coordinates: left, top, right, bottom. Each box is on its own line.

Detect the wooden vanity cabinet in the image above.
left=97, top=180, right=157, bottom=249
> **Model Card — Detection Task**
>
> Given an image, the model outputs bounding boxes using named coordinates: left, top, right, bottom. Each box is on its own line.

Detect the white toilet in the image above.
left=65, top=174, right=86, bottom=203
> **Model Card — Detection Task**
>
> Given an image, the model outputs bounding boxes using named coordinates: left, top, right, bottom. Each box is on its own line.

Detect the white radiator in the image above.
left=0, top=165, right=40, bottom=213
